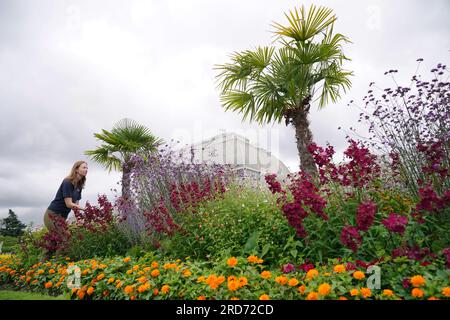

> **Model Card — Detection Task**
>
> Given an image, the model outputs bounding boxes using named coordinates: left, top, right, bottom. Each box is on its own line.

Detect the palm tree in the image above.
left=85, top=118, right=164, bottom=200
left=215, top=5, right=353, bottom=175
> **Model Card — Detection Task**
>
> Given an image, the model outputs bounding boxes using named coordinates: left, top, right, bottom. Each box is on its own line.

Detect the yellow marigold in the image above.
left=298, top=285, right=307, bottom=295
left=333, top=265, right=346, bottom=273
left=410, top=275, right=426, bottom=287
left=306, top=269, right=319, bottom=280
left=97, top=273, right=105, bottom=281
left=124, top=285, right=134, bottom=295
left=383, top=289, right=394, bottom=297
left=261, top=271, right=271, bottom=279
left=306, top=292, right=318, bottom=300
left=151, top=269, right=160, bottom=277
left=151, top=261, right=158, bottom=268
left=197, top=296, right=206, bottom=300
left=360, top=287, right=372, bottom=298
left=442, top=287, right=450, bottom=297
left=259, top=294, right=270, bottom=300
left=87, top=287, right=94, bottom=295
left=126, top=269, right=133, bottom=275
left=143, top=267, right=151, bottom=273
left=116, top=281, right=123, bottom=289
left=350, top=289, right=359, bottom=296
left=257, top=258, right=264, bottom=264
left=197, top=276, right=205, bottom=283
left=45, top=282, right=53, bottom=289
left=77, top=290, right=85, bottom=300
left=275, top=276, right=288, bottom=285
left=37, top=269, right=44, bottom=275
left=99, top=264, right=107, bottom=269
left=227, top=257, right=238, bottom=267
left=108, top=277, right=115, bottom=284
left=318, top=283, right=331, bottom=296
left=161, top=285, right=170, bottom=294
left=411, top=288, right=424, bottom=298
left=288, top=278, right=299, bottom=287
left=353, top=271, right=365, bottom=280
left=123, top=257, right=131, bottom=263
left=228, top=280, right=239, bottom=291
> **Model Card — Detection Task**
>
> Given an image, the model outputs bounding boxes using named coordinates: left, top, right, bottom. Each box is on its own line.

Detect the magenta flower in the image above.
left=282, top=263, right=295, bottom=274
left=382, top=213, right=408, bottom=234
left=340, top=225, right=362, bottom=253
left=356, top=201, right=377, bottom=232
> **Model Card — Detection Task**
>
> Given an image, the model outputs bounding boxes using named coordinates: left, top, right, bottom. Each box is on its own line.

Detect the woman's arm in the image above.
left=64, top=197, right=82, bottom=210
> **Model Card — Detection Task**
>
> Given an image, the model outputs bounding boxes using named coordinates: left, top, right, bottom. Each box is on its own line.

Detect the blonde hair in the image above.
left=65, top=161, right=87, bottom=189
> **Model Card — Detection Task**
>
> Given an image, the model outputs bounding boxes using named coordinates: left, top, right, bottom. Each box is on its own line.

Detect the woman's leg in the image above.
left=43, top=209, right=61, bottom=260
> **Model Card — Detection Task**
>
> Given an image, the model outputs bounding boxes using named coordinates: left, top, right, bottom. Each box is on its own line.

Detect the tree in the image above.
left=0, top=209, right=26, bottom=237
left=215, top=5, right=353, bottom=175
left=85, top=118, right=164, bottom=200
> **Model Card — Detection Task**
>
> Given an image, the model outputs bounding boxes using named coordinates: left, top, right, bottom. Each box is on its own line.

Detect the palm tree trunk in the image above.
left=122, top=163, right=131, bottom=201
left=293, top=109, right=317, bottom=176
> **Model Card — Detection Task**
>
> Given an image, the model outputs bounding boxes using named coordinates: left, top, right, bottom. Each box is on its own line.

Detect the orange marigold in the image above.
left=124, top=285, right=134, bottom=295
left=288, top=278, right=299, bottom=287
left=227, top=257, right=238, bottom=267
left=350, top=289, right=359, bottom=296
left=410, top=275, right=426, bottom=287
left=247, top=255, right=259, bottom=263
left=123, top=257, right=131, bottom=263
left=161, top=285, right=170, bottom=294
left=298, top=285, right=307, bottom=295
left=97, top=273, right=105, bottom=281
left=151, top=269, right=160, bottom=277
left=261, top=271, right=271, bottom=279
left=306, top=269, right=319, bottom=280
left=360, top=287, right=371, bottom=298
left=338, top=297, right=348, bottom=300
left=383, top=289, right=394, bottom=297
left=77, top=290, right=85, bottom=300
left=259, top=294, right=270, bottom=300
left=45, top=282, right=53, bottom=289
left=442, top=287, right=450, bottom=297
left=318, top=283, right=331, bottom=296
left=333, top=265, right=346, bottom=273
left=87, top=287, right=94, bottom=295
left=275, top=276, right=288, bottom=285
left=228, top=281, right=239, bottom=291
left=411, top=288, right=424, bottom=298
left=353, top=271, right=365, bottom=280
left=197, top=296, right=206, bottom=300
left=306, top=292, right=318, bottom=300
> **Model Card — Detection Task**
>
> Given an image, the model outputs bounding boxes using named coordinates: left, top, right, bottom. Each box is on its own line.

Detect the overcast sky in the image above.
left=1, top=0, right=449, bottom=226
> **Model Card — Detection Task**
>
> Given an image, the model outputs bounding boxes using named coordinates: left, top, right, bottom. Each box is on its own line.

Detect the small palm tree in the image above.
left=215, top=5, right=353, bottom=175
left=85, top=118, right=163, bottom=199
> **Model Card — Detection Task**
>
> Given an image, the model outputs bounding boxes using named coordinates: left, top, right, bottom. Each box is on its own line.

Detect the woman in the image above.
left=44, top=161, right=88, bottom=232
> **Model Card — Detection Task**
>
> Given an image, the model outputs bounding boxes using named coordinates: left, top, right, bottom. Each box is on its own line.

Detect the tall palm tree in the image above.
left=215, top=5, right=353, bottom=175
left=85, top=118, right=164, bottom=200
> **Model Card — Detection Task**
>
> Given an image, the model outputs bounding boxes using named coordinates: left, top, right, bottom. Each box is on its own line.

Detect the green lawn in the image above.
left=0, top=289, right=67, bottom=300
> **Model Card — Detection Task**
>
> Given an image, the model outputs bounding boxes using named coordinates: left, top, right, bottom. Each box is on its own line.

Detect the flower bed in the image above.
left=1, top=254, right=449, bottom=300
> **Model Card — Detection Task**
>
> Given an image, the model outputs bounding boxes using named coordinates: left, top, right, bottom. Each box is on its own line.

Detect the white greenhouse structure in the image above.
left=178, top=132, right=290, bottom=183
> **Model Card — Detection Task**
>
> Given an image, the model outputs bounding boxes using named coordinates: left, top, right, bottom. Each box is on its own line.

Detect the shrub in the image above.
left=161, top=184, right=294, bottom=265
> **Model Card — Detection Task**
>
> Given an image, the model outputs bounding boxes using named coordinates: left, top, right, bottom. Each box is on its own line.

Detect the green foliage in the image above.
left=0, top=235, right=19, bottom=253
left=162, top=185, right=294, bottom=265
left=66, top=224, right=132, bottom=261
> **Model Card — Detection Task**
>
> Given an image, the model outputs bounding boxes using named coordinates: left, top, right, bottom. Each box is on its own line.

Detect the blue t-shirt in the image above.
left=48, top=179, right=82, bottom=218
